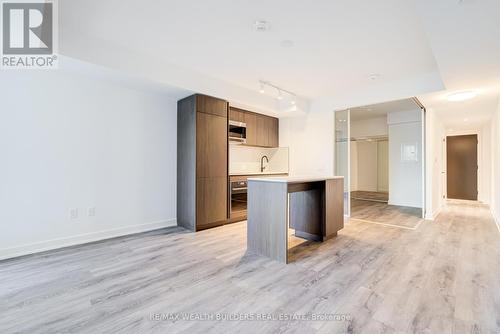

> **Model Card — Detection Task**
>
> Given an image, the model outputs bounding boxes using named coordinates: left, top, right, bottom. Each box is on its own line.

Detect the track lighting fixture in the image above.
left=258, top=80, right=297, bottom=104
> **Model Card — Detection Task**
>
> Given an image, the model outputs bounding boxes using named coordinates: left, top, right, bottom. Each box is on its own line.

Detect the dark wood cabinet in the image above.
left=196, top=95, right=228, bottom=118
left=229, top=107, right=279, bottom=148
left=244, top=113, right=257, bottom=146
left=177, top=94, right=228, bottom=231
left=255, top=114, right=278, bottom=147
left=196, top=112, right=228, bottom=178
left=229, top=107, right=245, bottom=123
left=268, top=116, right=279, bottom=147
left=196, top=177, right=228, bottom=228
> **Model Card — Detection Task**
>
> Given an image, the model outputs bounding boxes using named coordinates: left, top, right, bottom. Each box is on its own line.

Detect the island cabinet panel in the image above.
left=325, top=178, right=344, bottom=238
left=177, top=94, right=228, bottom=231
left=247, top=176, right=344, bottom=264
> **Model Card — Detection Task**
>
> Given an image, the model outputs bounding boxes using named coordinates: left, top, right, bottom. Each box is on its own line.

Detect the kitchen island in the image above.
left=247, top=176, right=344, bottom=263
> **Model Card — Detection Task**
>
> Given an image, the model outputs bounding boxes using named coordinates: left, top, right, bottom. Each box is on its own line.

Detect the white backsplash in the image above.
left=229, top=145, right=289, bottom=175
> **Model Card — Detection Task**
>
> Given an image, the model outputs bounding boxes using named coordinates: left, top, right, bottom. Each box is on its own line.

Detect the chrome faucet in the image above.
left=260, top=155, right=269, bottom=173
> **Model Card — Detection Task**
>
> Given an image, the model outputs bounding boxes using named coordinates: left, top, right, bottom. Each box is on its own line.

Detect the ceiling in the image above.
left=350, top=98, right=419, bottom=121
left=415, top=0, right=500, bottom=130
left=58, top=0, right=500, bottom=123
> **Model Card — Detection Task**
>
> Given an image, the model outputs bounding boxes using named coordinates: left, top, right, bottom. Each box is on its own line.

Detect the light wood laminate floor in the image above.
left=351, top=198, right=423, bottom=229
left=1, top=201, right=499, bottom=333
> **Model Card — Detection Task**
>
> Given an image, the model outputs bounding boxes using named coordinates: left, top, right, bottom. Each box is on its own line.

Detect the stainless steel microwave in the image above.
left=228, top=120, right=247, bottom=144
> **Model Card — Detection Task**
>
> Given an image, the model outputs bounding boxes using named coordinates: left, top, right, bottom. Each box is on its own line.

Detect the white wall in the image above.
left=350, top=117, right=388, bottom=138
left=356, top=141, right=378, bottom=192
left=481, top=124, right=492, bottom=204
left=279, top=111, right=335, bottom=176
left=0, top=67, right=178, bottom=259
left=388, top=110, right=423, bottom=208
left=425, top=109, right=445, bottom=219
left=491, top=99, right=500, bottom=226
left=377, top=140, right=389, bottom=192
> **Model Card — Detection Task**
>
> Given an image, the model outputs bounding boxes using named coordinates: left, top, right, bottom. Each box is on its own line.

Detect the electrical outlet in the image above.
left=87, top=207, right=96, bottom=217
left=70, top=208, right=78, bottom=220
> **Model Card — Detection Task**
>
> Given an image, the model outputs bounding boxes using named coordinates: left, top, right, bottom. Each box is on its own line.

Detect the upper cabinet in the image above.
left=196, top=95, right=228, bottom=117
left=229, top=107, right=279, bottom=148
left=228, top=108, right=245, bottom=123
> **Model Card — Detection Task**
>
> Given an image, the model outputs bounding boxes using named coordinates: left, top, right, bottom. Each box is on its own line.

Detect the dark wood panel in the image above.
left=287, top=181, right=324, bottom=193
left=269, top=117, right=279, bottom=147
left=244, top=113, right=257, bottom=146
left=447, top=135, right=478, bottom=200
left=196, top=177, right=227, bottom=229
left=229, top=107, right=279, bottom=148
left=196, top=94, right=228, bottom=117
left=325, top=178, right=344, bottom=239
left=229, top=107, right=245, bottom=122
left=289, top=188, right=323, bottom=238
left=256, top=115, right=269, bottom=147
left=176, top=95, right=197, bottom=231
left=196, top=112, right=228, bottom=178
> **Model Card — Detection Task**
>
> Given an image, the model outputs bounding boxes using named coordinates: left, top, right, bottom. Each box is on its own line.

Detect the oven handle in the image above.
left=232, top=187, right=248, bottom=191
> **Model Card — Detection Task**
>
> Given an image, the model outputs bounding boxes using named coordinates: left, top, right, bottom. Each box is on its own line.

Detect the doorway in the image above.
left=350, top=138, right=389, bottom=203
left=335, top=98, right=426, bottom=228
left=446, top=135, right=478, bottom=200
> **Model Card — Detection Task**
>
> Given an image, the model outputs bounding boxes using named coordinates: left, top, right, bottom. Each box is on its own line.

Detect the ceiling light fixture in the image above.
left=464, top=118, right=469, bottom=122
left=368, top=73, right=381, bottom=80
left=258, top=80, right=298, bottom=103
left=447, top=90, right=477, bottom=102
left=277, top=90, right=283, bottom=100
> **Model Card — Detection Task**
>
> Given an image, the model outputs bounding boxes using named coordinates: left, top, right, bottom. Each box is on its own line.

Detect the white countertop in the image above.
left=229, top=171, right=288, bottom=176
left=247, top=175, right=344, bottom=183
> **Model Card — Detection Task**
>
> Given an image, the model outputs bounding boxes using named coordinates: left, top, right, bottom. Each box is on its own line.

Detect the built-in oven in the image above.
left=230, top=179, right=247, bottom=220
left=228, top=120, right=247, bottom=144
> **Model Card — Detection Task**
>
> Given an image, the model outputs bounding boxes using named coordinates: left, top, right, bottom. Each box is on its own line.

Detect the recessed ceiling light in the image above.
left=280, top=40, right=294, bottom=48
left=368, top=73, right=381, bottom=80
left=447, top=90, right=477, bottom=102
left=464, top=118, right=469, bottom=122
left=254, top=20, right=270, bottom=32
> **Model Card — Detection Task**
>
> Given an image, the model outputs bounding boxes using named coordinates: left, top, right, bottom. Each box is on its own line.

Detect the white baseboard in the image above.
left=0, top=219, right=177, bottom=261
left=492, top=209, right=500, bottom=233
left=425, top=206, right=442, bottom=221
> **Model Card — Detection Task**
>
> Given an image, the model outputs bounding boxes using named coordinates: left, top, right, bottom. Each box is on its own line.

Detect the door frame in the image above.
left=339, top=99, right=427, bottom=219
left=443, top=131, right=480, bottom=201
left=333, top=109, right=351, bottom=217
